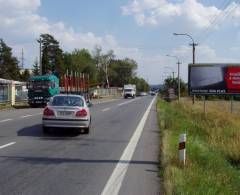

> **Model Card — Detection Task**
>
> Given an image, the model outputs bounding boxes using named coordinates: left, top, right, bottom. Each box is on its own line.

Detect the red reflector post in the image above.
left=179, top=133, right=186, bottom=166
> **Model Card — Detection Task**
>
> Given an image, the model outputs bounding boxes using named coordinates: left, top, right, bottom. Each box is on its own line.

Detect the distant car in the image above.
left=140, top=92, right=148, bottom=96
left=42, top=94, right=91, bottom=134
left=150, top=91, right=156, bottom=96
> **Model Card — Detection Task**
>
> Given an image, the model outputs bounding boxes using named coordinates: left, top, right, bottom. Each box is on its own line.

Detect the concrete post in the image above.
left=10, top=82, right=16, bottom=106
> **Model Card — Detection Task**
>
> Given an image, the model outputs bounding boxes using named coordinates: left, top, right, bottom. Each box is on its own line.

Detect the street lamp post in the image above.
left=173, top=33, right=198, bottom=103
left=173, top=33, right=198, bottom=64
left=166, top=55, right=181, bottom=100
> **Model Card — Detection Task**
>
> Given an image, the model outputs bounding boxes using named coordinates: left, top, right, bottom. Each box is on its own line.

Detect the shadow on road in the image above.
left=0, top=155, right=158, bottom=166
left=17, top=124, right=81, bottom=138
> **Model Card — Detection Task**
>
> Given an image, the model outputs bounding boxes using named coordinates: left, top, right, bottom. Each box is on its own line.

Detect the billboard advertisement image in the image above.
left=189, top=64, right=240, bottom=95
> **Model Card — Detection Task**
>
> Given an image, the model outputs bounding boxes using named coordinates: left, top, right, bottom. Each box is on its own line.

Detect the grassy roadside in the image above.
left=0, top=102, right=30, bottom=110
left=0, top=103, right=13, bottom=110
left=157, top=97, right=240, bottom=194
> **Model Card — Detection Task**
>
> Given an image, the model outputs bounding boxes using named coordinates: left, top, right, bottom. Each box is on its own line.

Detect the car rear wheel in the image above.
left=84, top=127, right=89, bottom=134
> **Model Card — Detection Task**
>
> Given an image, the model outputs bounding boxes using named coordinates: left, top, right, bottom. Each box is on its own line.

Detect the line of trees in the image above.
left=0, top=34, right=149, bottom=91
left=162, top=77, right=187, bottom=96
left=0, top=39, right=31, bottom=81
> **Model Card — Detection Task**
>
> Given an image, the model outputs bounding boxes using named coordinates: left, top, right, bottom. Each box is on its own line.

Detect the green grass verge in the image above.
left=0, top=103, right=13, bottom=110
left=0, top=102, right=30, bottom=110
left=157, top=98, right=240, bottom=195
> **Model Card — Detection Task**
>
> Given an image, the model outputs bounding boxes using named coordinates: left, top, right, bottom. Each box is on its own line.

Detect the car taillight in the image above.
left=43, top=107, right=54, bottom=116
left=76, top=109, right=88, bottom=117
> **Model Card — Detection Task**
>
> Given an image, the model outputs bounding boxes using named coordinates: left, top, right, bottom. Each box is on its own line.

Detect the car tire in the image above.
left=43, top=126, right=50, bottom=134
left=84, top=127, right=90, bottom=134
left=29, top=103, right=37, bottom=108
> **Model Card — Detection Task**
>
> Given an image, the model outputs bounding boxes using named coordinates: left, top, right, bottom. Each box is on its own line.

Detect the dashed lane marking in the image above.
left=0, top=142, right=16, bottom=150
left=102, top=108, right=111, bottom=112
left=117, top=99, right=138, bottom=106
left=0, top=119, right=13, bottom=123
left=20, top=115, right=33, bottom=118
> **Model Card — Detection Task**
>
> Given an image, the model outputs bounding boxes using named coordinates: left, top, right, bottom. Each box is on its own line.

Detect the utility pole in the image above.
left=177, top=61, right=181, bottom=101
left=37, top=38, right=42, bottom=75
left=190, top=43, right=198, bottom=64
left=166, top=54, right=181, bottom=100
left=20, top=48, right=24, bottom=69
left=173, top=33, right=198, bottom=103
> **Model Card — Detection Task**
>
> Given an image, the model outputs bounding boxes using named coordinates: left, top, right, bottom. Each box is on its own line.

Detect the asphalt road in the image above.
left=0, top=96, right=160, bottom=195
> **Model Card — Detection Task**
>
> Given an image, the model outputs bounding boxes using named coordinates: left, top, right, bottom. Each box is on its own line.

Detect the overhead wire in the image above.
left=198, top=0, right=240, bottom=43
left=197, top=0, right=232, bottom=42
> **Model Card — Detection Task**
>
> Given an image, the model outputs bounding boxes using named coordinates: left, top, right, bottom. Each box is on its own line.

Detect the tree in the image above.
left=20, top=69, right=31, bottom=81
left=109, top=58, right=137, bottom=87
left=32, top=58, right=40, bottom=76
left=63, top=49, right=97, bottom=83
left=92, top=46, right=115, bottom=88
left=101, top=50, right=114, bottom=88
left=132, top=77, right=150, bottom=92
left=163, top=77, right=187, bottom=96
left=39, top=34, right=63, bottom=75
left=0, top=39, right=20, bottom=80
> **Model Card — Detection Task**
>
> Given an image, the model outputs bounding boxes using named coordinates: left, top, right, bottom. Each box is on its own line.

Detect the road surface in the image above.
left=0, top=96, right=160, bottom=195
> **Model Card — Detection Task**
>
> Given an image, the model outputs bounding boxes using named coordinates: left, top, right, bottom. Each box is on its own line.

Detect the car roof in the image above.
left=53, top=94, right=84, bottom=98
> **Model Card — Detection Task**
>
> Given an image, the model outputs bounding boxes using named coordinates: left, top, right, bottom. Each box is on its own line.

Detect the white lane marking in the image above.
left=33, top=113, right=42, bottom=116
left=20, top=114, right=33, bottom=118
left=0, top=119, right=13, bottom=123
left=117, top=99, right=138, bottom=106
left=93, top=99, right=120, bottom=105
left=101, top=96, right=156, bottom=195
left=0, top=142, right=16, bottom=150
left=102, top=108, right=111, bottom=112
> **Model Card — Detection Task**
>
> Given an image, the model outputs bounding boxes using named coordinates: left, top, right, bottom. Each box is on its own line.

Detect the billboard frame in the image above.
left=188, top=63, right=240, bottom=95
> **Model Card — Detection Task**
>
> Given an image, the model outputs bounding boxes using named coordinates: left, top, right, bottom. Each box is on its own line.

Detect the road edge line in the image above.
left=101, top=96, right=156, bottom=195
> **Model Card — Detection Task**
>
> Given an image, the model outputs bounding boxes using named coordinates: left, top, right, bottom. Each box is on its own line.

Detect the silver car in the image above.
left=42, top=94, right=91, bottom=134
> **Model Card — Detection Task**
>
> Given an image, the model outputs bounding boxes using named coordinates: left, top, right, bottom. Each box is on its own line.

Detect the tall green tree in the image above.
left=163, top=77, right=187, bottom=96
left=63, top=52, right=73, bottom=71
left=132, top=77, right=150, bottom=92
left=39, top=34, right=63, bottom=75
left=32, top=58, right=40, bottom=76
left=0, top=39, right=20, bottom=80
left=65, top=49, right=97, bottom=83
left=109, top=58, right=137, bottom=87
left=20, top=69, right=31, bottom=81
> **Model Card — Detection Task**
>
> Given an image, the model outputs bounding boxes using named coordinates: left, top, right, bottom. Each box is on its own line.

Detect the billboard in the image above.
left=189, top=64, right=240, bottom=95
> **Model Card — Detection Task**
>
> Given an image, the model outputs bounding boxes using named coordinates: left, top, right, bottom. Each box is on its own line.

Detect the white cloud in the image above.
left=2, top=0, right=239, bottom=84
left=121, top=0, right=240, bottom=29
left=0, top=0, right=40, bottom=15
left=0, top=0, right=142, bottom=69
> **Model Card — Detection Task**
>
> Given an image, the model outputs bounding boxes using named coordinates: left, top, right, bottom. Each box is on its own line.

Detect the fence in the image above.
left=91, top=87, right=123, bottom=98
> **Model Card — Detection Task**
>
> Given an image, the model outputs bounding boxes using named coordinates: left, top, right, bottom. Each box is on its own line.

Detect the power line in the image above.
left=198, top=0, right=240, bottom=43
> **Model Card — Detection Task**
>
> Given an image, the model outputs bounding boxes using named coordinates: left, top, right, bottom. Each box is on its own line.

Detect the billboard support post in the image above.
left=231, top=96, right=233, bottom=113
left=203, top=96, right=206, bottom=115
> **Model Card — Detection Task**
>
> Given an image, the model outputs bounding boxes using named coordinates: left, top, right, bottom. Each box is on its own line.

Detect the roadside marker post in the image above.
left=179, top=134, right=186, bottom=166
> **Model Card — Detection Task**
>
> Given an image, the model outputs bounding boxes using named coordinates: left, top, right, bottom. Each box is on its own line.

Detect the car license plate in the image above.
left=58, top=111, right=73, bottom=116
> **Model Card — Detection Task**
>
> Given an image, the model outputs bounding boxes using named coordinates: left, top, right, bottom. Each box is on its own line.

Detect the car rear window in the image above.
left=51, top=96, right=84, bottom=107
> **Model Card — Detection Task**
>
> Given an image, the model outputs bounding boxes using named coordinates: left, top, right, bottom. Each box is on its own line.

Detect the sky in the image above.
left=1, top=0, right=240, bottom=84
